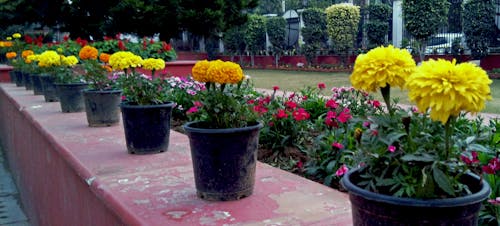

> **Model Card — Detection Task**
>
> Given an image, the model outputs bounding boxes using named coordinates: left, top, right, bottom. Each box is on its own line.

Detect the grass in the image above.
left=246, top=69, right=500, bottom=114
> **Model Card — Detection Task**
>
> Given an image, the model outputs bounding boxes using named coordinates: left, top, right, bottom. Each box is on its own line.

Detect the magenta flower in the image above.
left=273, top=86, right=280, bottom=91
left=460, top=151, right=479, bottom=165
left=318, top=83, right=326, bottom=89
left=337, top=108, right=352, bottom=123
left=186, top=106, right=198, bottom=114
left=332, top=142, right=344, bottom=149
left=326, top=99, right=339, bottom=109
left=388, top=145, right=396, bottom=153
left=285, top=101, right=298, bottom=109
left=335, top=164, right=349, bottom=176
left=292, top=108, right=310, bottom=121
left=275, top=109, right=288, bottom=119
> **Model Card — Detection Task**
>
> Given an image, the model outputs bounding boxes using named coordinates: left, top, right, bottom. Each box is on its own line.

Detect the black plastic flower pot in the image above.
left=14, top=71, right=24, bottom=87
left=8, top=71, right=16, bottom=84
left=30, top=74, right=44, bottom=95
left=341, top=168, right=491, bottom=226
left=39, top=75, right=59, bottom=102
left=83, top=89, right=122, bottom=127
left=55, top=83, right=88, bottom=113
left=183, top=121, right=263, bottom=201
left=120, top=102, right=174, bottom=154
left=22, top=72, right=33, bottom=90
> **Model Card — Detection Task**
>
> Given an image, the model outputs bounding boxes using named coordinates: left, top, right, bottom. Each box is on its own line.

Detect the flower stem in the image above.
left=444, top=116, right=454, bottom=159
left=380, top=85, right=392, bottom=115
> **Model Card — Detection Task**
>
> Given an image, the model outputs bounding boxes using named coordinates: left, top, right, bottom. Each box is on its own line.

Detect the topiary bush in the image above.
left=302, top=8, right=328, bottom=65
left=463, top=0, right=497, bottom=60
left=325, top=3, right=360, bottom=64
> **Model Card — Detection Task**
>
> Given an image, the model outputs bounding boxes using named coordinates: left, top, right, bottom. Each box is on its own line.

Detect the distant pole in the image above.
left=282, top=0, right=286, bottom=13
left=392, top=0, right=403, bottom=47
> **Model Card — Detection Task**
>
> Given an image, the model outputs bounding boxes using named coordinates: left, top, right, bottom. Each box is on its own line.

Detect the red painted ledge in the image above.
left=0, top=64, right=13, bottom=83
left=0, top=84, right=352, bottom=226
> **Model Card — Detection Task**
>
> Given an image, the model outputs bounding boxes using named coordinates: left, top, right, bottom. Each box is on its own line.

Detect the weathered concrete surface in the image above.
left=0, top=83, right=352, bottom=226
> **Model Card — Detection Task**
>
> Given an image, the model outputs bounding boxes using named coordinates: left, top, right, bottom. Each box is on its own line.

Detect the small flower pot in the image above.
left=22, top=72, right=33, bottom=90
left=341, top=168, right=491, bottom=226
left=120, top=102, right=174, bottom=154
left=39, top=75, right=59, bottom=102
left=55, top=83, right=88, bottom=113
left=30, top=74, right=44, bottom=95
left=83, top=89, right=122, bottom=127
left=14, top=71, right=24, bottom=87
left=183, top=121, right=263, bottom=201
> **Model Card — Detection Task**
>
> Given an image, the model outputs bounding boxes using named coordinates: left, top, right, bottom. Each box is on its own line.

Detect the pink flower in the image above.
left=371, top=130, right=379, bottom=136
left=488, top=197, right=500, bottom=205
left=275, top=109, right=288, bottom=119
left=335, top=165, right=349, bottom=177
left=362, top=121, right=370, bottom=128
left=292, top=108, right=310, bottom=121
left=460, top=151, right=479, bottom=165
left=318, top=83, right=326, bottom=89
left=193, top=101, right=203, bottom=107
left=273, top=86, right=280, bottom=91
left=332, top=142, right=344, bottom=149
left=325, top=111, right=338, bottom=128
left=483, top=157, right=500, bottom=174
left=326, top=99, right=339, bottom=109
left=296, top=161, right=304, bottom=169
left=371, top=100, right=381, bottom=108
left=388, top=145, right=396, bottom=153
left=186, top=106, right=198, bottom=114
left=289, top=93, right=296, bottom=99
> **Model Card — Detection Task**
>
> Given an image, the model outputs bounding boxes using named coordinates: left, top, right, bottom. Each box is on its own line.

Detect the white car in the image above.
left=425, top=33, right=466, bottom=55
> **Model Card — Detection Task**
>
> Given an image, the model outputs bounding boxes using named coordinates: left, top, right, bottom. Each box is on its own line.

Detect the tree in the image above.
left=254, top=0, right=283, bottom=14
left=302, top=8, right=328, bottom=65
left=403, top=0, right=449, bottom=62
left=365, top=3, right=391, bottom=49
left=244, top=14, right=267, bottom=66
left=223, top=25, right=247, bottom=64
left=266, top=16, right=287, bottom=67
left=463, top=0, right=496, bottom=60
left=326, top=3, right=360, bottom=65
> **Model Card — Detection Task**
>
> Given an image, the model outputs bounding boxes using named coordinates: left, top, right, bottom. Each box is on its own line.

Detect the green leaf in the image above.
left=376, top=178, right=397, bottom=186
left=401, top=153, right=436, bottom=162
left=432, top=167, right=455, bottom=196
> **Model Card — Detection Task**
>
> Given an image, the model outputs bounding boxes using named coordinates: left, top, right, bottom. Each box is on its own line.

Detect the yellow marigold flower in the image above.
left=26, top=54, right=39, bottom=64
left=21, top=50, right=34, bottom=59
left=12, top=33, right=21, bottom=39
left=206, top=59, right=225, bottom=83
left=108, top=51, right=143, bottom=70
left=38, top=50, right=62, bottom=67
left=407, top=59, right=492, bottom=124
left=350, top=45, right=416, bottom=93
left=142, top=58, right=165, bottom=71
left=6, top=37, right=12, bottom=41
left=57, top=48, right=63, bottom=54
left=62, top=55, right=79, bottom=66
left=99, top=53, right=110, bottom=63
left=6, top=52, right=17, bottom=59
left=79, top=45, right=99, bottom=60
left=219, top=61, right=244, bottom=84
left=191, top=60, right=211, bottom=83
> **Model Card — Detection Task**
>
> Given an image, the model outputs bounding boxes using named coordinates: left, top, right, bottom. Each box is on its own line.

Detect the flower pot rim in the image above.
left=183, top=121, right=263, bottom=134
left=54, top=82, right=89, bottom=86
left=120, top=101, right=175, bottom=109
left=341, top=168, right=491, bottom=207
left=83, top=88, right=123, bottom=94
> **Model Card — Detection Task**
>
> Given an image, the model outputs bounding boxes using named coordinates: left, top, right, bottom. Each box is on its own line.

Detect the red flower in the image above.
left=142, top=38, right=147, bottom=49
left=461, top=151, right=479, bottom=165
left=371, top=100, right=381, bottom=108
left=24, top=35, right=33, bottom=44
left=318, top=83, right=326, bottom=89
left=104, top=36, right=113, bottom=41
left=285, top=101, right=298, bottom=109
left=337, top=108, right=352, bottom=123
left=162, top=42, right=172, bottom=51
left=63, top=35, right=69, bottom=41
left=371, top=130, right=379, bottom=136
left=296, top=161, right=304, bottom=169
left=292, top=108, right=310, bottom=121
left=273, top=86, right=279, bottom=91
left=325, top=111, right=338, bottom=128
left=253, top=105, right=268, bottom=114
left=326, top=99, right=339, bottom=109
left=247, top=99, right=255, bottom=104
left=275, top=109, right=288, bottom=119
left=289, top=93, right=296, bottom=99
left=118, top=40, right=126, bottom=50
left=193, top=101, right=203, bottom=107
left=302, top=95, right=308, bottom=101
left=483, top=157, right=500, bottom=174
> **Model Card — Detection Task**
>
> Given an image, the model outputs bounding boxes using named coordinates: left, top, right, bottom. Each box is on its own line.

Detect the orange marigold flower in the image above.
left=99, top=53, right=110, bottom=63
left=102, top=65, right=112, bottom=72
left=21, top=50, right=34, bottom=59
left=79, top=45, right=98, bottom=60
left=3, top=41, right=13, bottom=47
left=6, top=52, right=17, bottom=59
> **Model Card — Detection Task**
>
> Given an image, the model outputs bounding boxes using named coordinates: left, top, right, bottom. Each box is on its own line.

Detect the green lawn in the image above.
left=246, top=69, right=500, bottom=114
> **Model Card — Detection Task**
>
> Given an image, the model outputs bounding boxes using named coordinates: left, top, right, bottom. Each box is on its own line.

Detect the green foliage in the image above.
left=402, top=0, right=449, bottom=41
left=223, top=25, right=247, bottom=56
left=81, top=60, right=115, bottom=90
left=302, top=8, right=328, bottom=64
left=244, top=14, right=267, bottom=54
left=365, top=3, right=391, bottom=48
left=117, top=71, right=170, bottom=105
left=325, top=4, right=361, bottom=53
left=254, top=0, right=283, bottom=14
left=266, top=17, right=287, bottom=54
left=463, top=0, right=496, bottom=60
left=187, top=81, right=260, bottom=129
